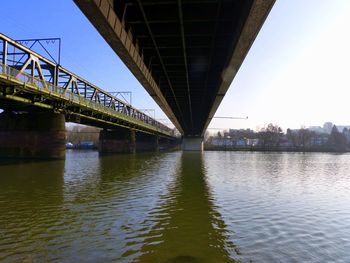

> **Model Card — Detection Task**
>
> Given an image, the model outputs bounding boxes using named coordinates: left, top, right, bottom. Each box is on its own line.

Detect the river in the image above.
left=1, top=151, right=350, bottom=262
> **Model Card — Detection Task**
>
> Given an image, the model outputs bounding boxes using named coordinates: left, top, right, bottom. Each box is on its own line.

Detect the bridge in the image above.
left=0, top=33, right=176, bottom=159
left=74, top=0, right=275, bottom=150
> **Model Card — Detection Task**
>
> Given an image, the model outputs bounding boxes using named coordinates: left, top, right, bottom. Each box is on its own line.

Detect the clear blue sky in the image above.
left=1, top=0, right=350, bottom=132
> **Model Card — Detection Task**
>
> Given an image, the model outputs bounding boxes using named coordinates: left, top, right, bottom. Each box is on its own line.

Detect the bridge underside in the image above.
left=74, top=0, right=274, bottom=136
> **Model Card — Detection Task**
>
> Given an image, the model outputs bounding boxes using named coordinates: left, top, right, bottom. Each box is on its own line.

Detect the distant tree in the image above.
left=258, top=123, right=283, bottom=148
left=217, top=131, right=222, bottom=138
left=265, top=123, right=282, bottom=133
left=66, top=124, right=100, bottom=145
left=297, top=128, right=312, bottom=148
left=286, top=128, right=297, bottom=147
left=328, top=125, right=347, bottom=150
left=228, top=128, right=256, bottom=141
left=342, top=128, right=350, bottom=145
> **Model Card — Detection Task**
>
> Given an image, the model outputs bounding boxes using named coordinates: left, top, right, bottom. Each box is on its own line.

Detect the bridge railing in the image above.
left=0, top=33, right=172, bottom=134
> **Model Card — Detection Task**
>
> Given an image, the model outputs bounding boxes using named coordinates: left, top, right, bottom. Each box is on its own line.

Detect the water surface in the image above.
left=1, top=151, right=350, bottom=262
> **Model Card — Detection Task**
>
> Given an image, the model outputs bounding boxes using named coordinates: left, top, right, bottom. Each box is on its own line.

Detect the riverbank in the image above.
left=204, top=144, right=350, bottom=153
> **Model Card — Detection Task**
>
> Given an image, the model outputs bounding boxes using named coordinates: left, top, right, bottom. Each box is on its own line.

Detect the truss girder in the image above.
left=0, top=33, right=172, bottom=136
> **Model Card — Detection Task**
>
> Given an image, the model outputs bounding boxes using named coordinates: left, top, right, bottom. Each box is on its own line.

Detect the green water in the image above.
left=1, top=151, right=350, bottom=262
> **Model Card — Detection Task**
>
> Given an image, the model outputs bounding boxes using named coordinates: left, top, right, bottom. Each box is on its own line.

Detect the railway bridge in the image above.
left=0, top=0, right=275, bottom=158
left=0, top=33, right=175, bottom=159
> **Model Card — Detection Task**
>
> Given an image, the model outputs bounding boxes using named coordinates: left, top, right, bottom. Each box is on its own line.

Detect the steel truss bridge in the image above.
left=0, top=33, right=173, bottom=137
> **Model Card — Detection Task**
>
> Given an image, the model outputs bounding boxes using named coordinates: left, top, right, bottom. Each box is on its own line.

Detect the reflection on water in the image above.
left=1, top=151, right=350, bottom=262
left=0, top=159, right=65, bottom=262
left=204, top=152, right=350, bottom=263
left=134, top=153, right=236, bottom=263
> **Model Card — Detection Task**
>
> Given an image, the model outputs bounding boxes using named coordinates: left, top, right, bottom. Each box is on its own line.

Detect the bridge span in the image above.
left=0, top=33, right=176, bottom=159
left=74, top=0, right=275, bottom=150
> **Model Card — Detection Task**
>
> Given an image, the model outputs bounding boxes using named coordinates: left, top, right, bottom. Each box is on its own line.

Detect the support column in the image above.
left=99, top=127, right=135, bottom=153
left=135, top=132, right=159, bottom=152
left=182, top=137, right=203, bottom=151
left=0, top=111, right=66, bottom=159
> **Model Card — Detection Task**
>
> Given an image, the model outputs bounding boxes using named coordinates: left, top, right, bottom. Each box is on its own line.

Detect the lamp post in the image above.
left=212, top=116, right=248, bottom=119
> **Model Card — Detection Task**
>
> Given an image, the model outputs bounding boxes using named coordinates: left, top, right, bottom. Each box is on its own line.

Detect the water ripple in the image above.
left=204, top=151, right=350, bottom=263
left=1, top=151, right=350, bottom=262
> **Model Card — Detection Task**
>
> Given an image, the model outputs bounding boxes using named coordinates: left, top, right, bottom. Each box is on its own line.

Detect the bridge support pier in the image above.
left=99, top=128, right=161, bottom=153
left=0, top=112, right=66, bottom=159
left=135, top=132, right=159, bottom=152
left=182, top=137, right=203, bottom=151
left=99, top=127, right=136, bottom=153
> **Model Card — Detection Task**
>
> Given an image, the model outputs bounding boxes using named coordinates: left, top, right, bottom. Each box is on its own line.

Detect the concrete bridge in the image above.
left=0, top=33, right=176, bottom=159
left=0, top=0, right=274, bottom=158
left=74, top=0, right=275, bottom=150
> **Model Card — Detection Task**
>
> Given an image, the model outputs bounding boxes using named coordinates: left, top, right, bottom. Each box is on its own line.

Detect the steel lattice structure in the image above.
left=0, top=33, right=173, bottom=137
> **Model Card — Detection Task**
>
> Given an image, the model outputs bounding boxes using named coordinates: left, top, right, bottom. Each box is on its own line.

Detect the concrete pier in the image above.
left=99, top=127, right=136, bottom=153
left=135, top=132, right=159, bottom=152
left=182, top=137, right=203, bottom=151
left=0, top=112, right=66, bottom=159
